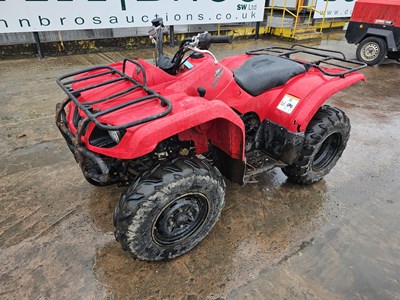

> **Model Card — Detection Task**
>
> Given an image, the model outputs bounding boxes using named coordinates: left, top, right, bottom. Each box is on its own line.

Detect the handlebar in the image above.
left=198, top=32, right=233, bottom=50
left=149, top=18, right=233, bottom=74
left=208, top=35, right=233, bottom=44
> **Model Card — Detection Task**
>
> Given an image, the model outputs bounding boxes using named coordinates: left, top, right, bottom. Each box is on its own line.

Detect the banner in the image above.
left=0, top=0, right=265, bottom=34
left=314, top=0, right=356, bottom=19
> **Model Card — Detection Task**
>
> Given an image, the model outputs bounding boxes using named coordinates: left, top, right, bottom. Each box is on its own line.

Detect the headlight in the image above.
left=108, top=130, right=122, bottom=143
left=89, top=126, right=126, bottom=148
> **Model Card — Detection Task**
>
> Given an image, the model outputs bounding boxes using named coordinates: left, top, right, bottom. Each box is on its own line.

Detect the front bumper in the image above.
left=55, top=98, right=111, bottom=184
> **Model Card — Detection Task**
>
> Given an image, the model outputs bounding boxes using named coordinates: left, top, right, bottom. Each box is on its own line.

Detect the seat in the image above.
left=233, top=55, right=306, bottom=96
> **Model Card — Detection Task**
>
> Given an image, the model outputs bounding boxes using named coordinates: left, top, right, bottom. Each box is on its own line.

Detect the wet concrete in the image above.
left=0, top=33, right=399, bottom=299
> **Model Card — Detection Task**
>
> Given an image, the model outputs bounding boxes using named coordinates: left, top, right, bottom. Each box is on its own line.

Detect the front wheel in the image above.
left=282, top=105, right=350, bottom=184
left=114, top=157, right=226, bottom=261
left=356, top=37, right=387, bottom=65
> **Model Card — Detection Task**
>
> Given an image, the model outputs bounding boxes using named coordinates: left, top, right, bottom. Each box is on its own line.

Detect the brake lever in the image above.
left=186, top=46, right=219, bottom=65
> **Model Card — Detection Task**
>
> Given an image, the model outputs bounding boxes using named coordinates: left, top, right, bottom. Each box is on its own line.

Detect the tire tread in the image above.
left=114, top=157, right=225, bottom=261
left=282, top=105, right=350, bottom=184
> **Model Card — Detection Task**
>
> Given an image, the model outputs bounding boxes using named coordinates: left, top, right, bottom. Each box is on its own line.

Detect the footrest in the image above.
left=244, top=150, right=286, bottom=183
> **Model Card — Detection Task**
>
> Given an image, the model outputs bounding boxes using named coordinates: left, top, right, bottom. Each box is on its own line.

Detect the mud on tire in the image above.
left=84, top=175, right=111, bottom=186
left=114, top=157, right=226, bottom=261
left=282, top=105, right=350, bottom=184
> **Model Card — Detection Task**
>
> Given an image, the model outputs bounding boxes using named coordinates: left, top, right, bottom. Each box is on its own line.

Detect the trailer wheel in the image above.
left=114, top=157, right=225, bottom=261
left=356, top=37, right=387, bottom=65
left=282, top=105, right=350, bottom=185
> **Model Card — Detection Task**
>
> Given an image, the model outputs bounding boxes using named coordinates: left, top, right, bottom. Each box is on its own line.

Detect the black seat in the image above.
left=233, top=55, right=306, bottom=96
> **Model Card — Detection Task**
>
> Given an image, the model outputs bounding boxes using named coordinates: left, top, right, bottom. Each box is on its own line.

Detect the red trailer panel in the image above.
left=350, top=0, right=400, bottom=25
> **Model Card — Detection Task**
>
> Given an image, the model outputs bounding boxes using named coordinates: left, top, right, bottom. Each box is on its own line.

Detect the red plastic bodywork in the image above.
left=350, top=0, right=400, bottom=25
left=68, top=53, right=365, bottom=161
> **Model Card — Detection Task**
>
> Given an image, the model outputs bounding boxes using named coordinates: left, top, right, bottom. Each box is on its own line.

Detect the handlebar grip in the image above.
left=208, top=35, right=233, bottom=44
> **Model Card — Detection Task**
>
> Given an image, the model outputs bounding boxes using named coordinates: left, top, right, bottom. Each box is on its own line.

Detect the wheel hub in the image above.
left=312, top=132, right=342, bottom=172
left=361, top=42, right=380, bottom=61
left=153, top=193, right=209, bottom=246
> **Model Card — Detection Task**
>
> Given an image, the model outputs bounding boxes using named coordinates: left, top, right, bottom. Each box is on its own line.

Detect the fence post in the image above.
left=33, top=32, right=44, bottom=58
left=255, top=21, right=260, bottom=39
left=169, top=25, right=175, bottom=47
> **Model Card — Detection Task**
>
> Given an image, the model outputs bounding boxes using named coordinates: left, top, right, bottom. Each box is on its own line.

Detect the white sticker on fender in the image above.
left=277, top=94, right=300, bottom=114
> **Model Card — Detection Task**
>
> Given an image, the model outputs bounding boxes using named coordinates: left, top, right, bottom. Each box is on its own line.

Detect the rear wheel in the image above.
left=282, top=105, right=350, bottom=184
left=114, top=157, right=226, bottom=261
left=356, top=37, right=387, bottom=65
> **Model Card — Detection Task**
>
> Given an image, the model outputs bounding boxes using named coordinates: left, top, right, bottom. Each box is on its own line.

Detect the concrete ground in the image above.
left=0, top=33, right=399, bottom=300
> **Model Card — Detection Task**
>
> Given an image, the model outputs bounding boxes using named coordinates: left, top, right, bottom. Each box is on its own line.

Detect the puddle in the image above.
left=92, top=170, right=328, bottom=299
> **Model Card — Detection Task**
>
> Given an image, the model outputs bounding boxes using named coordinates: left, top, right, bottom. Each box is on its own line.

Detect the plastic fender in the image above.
left=347, top=26, right=397, bottom=50
left=168, top=57, right=236, bottom=100
left=286, top=72, right=366, bottom=132
left=86, top=98, right=245, bottom=160
left=365, top=28, right=397, bottom=51
left=226, top=69, right=366, bottom=133
left=99, top=59, right=176, bottom=87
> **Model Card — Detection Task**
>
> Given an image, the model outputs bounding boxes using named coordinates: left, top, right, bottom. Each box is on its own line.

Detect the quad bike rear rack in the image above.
left=246, top=44, right=367, bottom=78
left=56, top=58, right=172, bottom=132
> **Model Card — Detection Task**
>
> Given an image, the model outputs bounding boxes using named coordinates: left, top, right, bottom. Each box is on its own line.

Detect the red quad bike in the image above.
left=56, top=18, right=366, bottom=261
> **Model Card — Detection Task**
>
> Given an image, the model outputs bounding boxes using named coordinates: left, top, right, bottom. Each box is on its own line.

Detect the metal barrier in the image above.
left=265, top=0, right=328, bottom=39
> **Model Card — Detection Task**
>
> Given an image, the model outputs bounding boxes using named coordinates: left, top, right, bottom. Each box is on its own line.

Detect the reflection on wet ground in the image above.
left=93, top=173, right=328, bottom=299
left=0, top=33, right=399, bottom=299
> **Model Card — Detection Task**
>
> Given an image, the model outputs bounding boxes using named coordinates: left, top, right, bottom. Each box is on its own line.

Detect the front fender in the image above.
left=87, top=97, right=245, bottom=161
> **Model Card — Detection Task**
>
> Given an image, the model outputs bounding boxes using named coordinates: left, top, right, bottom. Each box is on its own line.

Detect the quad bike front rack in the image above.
left=56, top=59, right=173, bottom=184
left=246, top=44, right=367, bottom=78
left=56, top=58, right=172, bottom=133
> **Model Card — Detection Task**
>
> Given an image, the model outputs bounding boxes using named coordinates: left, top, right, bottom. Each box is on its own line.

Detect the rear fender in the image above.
left=288, top=72, right=365, bottom=132
left=249, top=72, right=364, bottom=165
